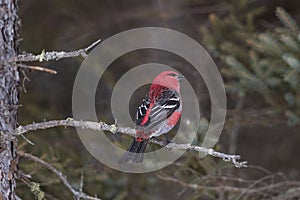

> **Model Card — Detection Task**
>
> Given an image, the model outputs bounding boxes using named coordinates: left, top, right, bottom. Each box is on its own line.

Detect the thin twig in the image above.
left=20, top=134, right=34, bottom=145
left=79, top=171, right=84, bottom=194
left=18, top=151, right=101, bottom=200
left=13, top=118, right=247, bottom=168
left=15, top=39, right=101, bottom=62
left=18, top=64, right=57, bottom=74
left=156, top=173, right=300, bottom=195
left=21, top=69, right=30, bottom=93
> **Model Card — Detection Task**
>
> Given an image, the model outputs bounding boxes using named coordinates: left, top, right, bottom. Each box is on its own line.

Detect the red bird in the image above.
left=120, top=70, right=183, bottom=163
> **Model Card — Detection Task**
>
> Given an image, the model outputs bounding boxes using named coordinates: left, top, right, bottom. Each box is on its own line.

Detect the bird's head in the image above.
left=152, top=70, right=184, bottom=91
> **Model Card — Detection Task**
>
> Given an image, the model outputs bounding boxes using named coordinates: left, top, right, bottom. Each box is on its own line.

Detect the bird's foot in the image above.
left=162, top=135, right=172, bottom=147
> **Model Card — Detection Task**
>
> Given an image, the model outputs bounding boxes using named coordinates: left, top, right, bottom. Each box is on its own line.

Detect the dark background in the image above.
left=17, top=0, right=300, bottom=199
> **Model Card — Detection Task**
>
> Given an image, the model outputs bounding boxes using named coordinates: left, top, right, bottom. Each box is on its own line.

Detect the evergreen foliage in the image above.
left=201, top=5, right=300, bottom=125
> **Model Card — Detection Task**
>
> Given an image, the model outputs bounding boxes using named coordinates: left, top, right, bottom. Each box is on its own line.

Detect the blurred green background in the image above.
left=17, top=0, right=300, bottom=199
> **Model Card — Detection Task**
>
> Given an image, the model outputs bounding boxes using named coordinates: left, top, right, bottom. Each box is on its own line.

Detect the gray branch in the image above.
left=15, top=39, right=101, bottom=62
left=157, top=173, right=300, bottom=194
left=18, top=151, right=101, bottom=200
left=13, top=118, right=247, bottom=168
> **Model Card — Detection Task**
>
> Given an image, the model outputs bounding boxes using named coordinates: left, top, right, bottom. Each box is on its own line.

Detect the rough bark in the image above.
left=0, top=0, right=20, bottom=199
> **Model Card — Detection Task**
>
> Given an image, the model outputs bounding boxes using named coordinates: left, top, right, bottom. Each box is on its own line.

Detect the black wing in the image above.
left=135, top=93, right=151, bottom=126
left=135, top=87, right=181, bottom=131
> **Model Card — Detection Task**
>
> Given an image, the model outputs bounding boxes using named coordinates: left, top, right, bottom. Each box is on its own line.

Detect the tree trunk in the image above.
left=0, top=0, right=20, bottom=199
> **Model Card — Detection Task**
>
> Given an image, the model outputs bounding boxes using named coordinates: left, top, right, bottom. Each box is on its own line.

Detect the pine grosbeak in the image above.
left=120, top=70, right=183, bottom=163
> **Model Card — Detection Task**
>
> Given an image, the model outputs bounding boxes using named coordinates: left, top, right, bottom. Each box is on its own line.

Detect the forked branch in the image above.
left=18, top=151, right=101, bottom=200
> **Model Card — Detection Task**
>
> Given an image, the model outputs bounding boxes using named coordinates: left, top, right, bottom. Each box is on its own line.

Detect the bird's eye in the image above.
left=167, top=73, right=177, bottom=77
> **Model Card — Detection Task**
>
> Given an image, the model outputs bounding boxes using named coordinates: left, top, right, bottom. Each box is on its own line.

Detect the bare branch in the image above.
left=157, top=173, right=300, bottom=195
left=21, top=69, right=30, bottom=93
left=18, top=64, right=57, bottom=74
left=13, top=118, right=135, bottom=137
left=79, top=171, right=84, bottom=194
left=18, top=151, right=101, bottom=200
left=20, top=134, right=34, bottom=145
left=15, top=39, right=101, bottom=62
left=13, top=118, right=247, bottom=168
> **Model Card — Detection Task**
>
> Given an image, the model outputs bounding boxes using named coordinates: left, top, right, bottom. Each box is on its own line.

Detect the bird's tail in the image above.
left=119, top=138, right=149, bottom=163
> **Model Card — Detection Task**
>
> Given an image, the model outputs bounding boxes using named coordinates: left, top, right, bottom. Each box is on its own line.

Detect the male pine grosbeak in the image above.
left=120, top=70, right=183, bottom=163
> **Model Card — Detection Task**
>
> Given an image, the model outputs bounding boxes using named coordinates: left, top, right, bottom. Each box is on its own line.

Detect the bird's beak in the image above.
left=177, top=74, right=184, bottom=82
